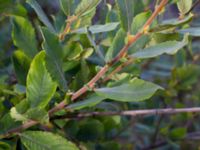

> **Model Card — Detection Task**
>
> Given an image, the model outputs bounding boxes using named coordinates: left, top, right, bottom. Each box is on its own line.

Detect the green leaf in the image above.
left=132, top=34, right=188, bottom=59
left=25, top=108, right=49, bottom=124
left=86, top=29, right=104, bottom=61
left=10, top=107, right=27, bottom=122
left=78, top=8, right=96, bottom=27
left=81, top=48, right=94, bottom=59
left=20, top=131, right=79, bottom=150
left=10, top=100, right=49, bottom=124
left=67, top=94, right=104, bottom=110
left=12, top=16, right=38, bottom=58
left=95, top=78, right=163, bottom=102
left=177, top=0, right=192, bottom=15
left=10, top=99, right=29, bottom=122
left=73, top=22, right=119, bottom=34
left=116, top=0, right=135, bottom=32
left=64, top=42, right=83, bottom=60
left=27, top=51, right=57, bottom=108
left=161, top=14, right=193, bottom=26
left=75, top=0, right=101, bottom=17
left=106, top=28, right=126, bottom=61
left=12, top=50, right=31, bottom=85
left=41, top=27, right=67, bottom=91
left=59, top=0, right=73, bottom=16
left=26, top=0, right=55, bottom=33
left=178, top=27, right=200, bottom=37
left=150, top=14, right=193, bottom=32
left=131, top=11, right=151, bottom=34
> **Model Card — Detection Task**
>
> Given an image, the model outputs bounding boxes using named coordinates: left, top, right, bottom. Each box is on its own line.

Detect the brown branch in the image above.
left=1, top=120, right=38, bottom=138
left=59, top=15, right=78, bottom=40
left=1, top=0, right=169, bottom=138
left=51, top=107, right=200, bottom=120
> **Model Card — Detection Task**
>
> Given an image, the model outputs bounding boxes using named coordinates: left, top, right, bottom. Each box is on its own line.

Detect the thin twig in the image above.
left=51, top=107, right=200, bottom=120
left=1, top=0, right=169, bottom=138
left=59, top=15, right=78, bottom=40
left=151, top=115, right=164, bottom=144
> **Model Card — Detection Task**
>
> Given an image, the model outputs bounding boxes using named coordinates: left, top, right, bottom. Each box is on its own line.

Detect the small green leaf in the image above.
left=132, top=34, right=188, bottom=59
left=67, top=94, right=104, bottom=110
left=12, top=50, right=31, bottom=85
left=75, top=0, right=101, bottom=17
left=106, top=28, right=126, bottom=61
left=26, top=0, right=55, bottom=33
left=12, top=16, right=38, bottom=58
left=64, top=42, right=83, bottom=60
left=150, top=14, right=193, bottom=32
left=41, top=27, right=67, bottom=91
left=95, top=78, right=163, bottom=102
left=10, top=100, right=29, bottom=122
left=59, top=0, right=73, bottom=16
left=78, top=8, right=96, bottom=27
left=73, top=22, right=119, bottom=34
left=177, top=0, right=192, bottom=15
left=10, top=101, right=49, bottom=124
left=25, top=108, right=49, bottom=124
left=10, top=107, right=27, bottom=122
left=86, top=28, right=104, bottom=62
left=131, top=11, right=151, bottom=34
left=116, top=0, right=134, bottom=32
left=27, top=51, right=57, bottom=108
left=20, top=131, right=79, bottom=150
left=81, top=48, right=94, bottom=59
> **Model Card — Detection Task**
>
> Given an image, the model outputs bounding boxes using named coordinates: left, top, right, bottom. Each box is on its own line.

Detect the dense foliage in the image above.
left=0, top=0, right=200, bottom=149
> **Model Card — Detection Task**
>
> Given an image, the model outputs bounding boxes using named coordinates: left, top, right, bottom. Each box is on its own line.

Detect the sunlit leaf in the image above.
left=177, top=0, right=192, bottom=16
left=20, top=131, right=79, bottom=150
left=27, top=51, right=57, bottom=108
left=12, top=16, right=38, bottom=58
left=75, top=0, right=101, bottom=17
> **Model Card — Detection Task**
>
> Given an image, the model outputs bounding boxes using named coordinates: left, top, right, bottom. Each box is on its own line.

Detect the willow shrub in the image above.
left=0, top=0, right=200, bottom=149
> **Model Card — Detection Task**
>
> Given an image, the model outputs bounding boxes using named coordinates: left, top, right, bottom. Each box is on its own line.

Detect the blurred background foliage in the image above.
left=0, top=0, right=200, bottom=150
